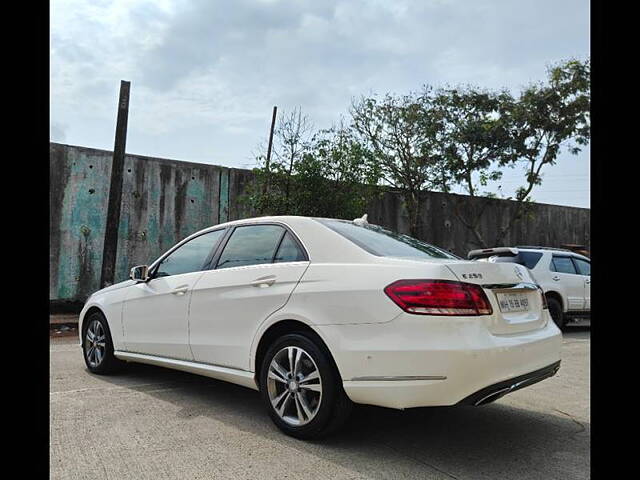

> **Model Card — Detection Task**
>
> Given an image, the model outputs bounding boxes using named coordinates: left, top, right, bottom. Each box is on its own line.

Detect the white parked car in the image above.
left=468, top=246, right=590, bottom=329
left=80, top=216, right=562, bottom=439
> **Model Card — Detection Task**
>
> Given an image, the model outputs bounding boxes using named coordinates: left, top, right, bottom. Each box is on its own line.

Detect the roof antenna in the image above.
left=353, top=213, right=368, bottom=226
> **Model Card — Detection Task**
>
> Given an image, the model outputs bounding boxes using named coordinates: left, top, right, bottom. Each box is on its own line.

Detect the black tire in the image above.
left=82, top=311, right=124, bottom=375
left=547, top=297, right=565, bottom=330
left=259, top=333, right=352, bottom=439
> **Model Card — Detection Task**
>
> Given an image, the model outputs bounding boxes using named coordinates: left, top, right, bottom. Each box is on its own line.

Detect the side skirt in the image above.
left=114, top=351, right=259, bottom=391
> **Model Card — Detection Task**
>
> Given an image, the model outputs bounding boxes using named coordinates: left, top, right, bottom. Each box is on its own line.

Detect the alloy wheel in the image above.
left=85, top=319, right=106, bottom=368
left=266, top=346, right=322, bottom=426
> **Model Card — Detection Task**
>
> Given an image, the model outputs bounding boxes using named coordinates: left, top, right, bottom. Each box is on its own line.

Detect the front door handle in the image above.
left=251, top=275, right=277, bottom=288
left=585, top=279, right=591, bottom=285
left=171, top=286, right=189, bottom=296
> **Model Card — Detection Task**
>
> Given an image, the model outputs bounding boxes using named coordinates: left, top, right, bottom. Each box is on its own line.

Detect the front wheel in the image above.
left=259, top=333, right=352, bottom=439
left=82, top=312, right=124, bottom=374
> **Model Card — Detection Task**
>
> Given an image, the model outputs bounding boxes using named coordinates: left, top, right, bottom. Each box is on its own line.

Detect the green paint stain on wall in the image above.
left=55, top=149, right=110, bottom=300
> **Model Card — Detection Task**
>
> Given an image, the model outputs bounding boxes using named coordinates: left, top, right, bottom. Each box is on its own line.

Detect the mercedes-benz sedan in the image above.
left=79, top=216, right=562, bottom=439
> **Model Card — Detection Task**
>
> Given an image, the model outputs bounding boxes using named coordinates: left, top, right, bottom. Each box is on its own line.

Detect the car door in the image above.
left=122, top=228, right=226, bottom=359
left=188, top=223, right=309, bottom=371
left=572, top=257, right=591, bottom=310
left=550, top=255, right=585, bottom=311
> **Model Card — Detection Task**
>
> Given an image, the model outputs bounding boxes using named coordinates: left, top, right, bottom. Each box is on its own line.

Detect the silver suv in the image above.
left=468, top=246, right=590, bottom=329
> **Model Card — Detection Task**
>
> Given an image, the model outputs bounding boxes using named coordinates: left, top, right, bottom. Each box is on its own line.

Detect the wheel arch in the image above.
left=79, top=304, right=112, bottom=343
left=545, top=290, right=564, bottom=311
left=81, top=305, right=104, bottom=323
left=252, top=319, right=342, bottom=389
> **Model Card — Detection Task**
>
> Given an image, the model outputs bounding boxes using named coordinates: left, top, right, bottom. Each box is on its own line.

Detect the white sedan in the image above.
left=79, top=216, right=562, bottom=439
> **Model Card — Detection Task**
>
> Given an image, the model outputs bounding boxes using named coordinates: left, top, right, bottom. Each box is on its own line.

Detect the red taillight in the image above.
left=384, top=279, right=493, bottom=316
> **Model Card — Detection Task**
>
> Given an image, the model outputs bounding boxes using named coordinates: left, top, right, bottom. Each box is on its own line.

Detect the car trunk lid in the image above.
left=444, top=261, right=547, bottom=334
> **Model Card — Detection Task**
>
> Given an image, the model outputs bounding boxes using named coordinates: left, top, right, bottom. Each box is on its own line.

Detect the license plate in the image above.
left=496, top=292, right=531, bottom=313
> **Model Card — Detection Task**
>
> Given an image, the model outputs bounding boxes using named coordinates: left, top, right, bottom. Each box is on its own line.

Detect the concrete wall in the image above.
left=367, top=189, right=590, bottom=257
left=50, top=142, right=590, bottom=304
left=50, top=143, right=250, bottom=304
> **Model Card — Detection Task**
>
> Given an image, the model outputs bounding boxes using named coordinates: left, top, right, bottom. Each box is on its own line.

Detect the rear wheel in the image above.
left=259, top=333, right=352, bottom=439
left=82, top=311, right=124, bottom=374
left=547, top=297, right=565, bottom=330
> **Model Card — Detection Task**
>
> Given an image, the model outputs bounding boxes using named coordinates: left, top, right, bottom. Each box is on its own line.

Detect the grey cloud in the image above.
left=51, top=122, right=67, bottom=142
left=51, top=0, right=589, bottom=206
left=135, top=0, right=587, bottom=110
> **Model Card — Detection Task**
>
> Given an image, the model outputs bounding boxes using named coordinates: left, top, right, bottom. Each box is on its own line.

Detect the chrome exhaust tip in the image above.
left=473, top=386, right=512, bottom=406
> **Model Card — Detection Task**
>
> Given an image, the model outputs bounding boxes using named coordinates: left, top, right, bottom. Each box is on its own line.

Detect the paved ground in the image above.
left=50, top=328, right=590, bottom=480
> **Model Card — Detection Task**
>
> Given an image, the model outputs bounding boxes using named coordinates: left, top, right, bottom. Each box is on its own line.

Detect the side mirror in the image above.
left=130, top=265, right=149, bottom=282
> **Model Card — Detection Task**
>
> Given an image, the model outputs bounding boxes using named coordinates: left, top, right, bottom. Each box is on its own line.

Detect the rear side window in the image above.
left=490, top=251, right=543, bottom=269
left=217, top=225, right=285, bottom=269
left=573, top=258, right=591, bottom=276
left=551, top=256, right=577, bottom=274
left=274, top=232, right=306, bottom=263
left=316, top=219, right=458, bottom=259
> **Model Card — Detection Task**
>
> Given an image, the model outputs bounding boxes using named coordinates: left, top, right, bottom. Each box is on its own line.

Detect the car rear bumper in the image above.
left=316, top=312, right=562, bottom=409
left=456, top=360, right=561, bottom=406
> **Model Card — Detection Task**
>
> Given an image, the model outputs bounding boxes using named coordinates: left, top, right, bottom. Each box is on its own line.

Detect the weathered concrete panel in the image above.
left=50, top=144, right=111, bottom=302
left=114, top=154, right=223, bottom=284
left=51, top=144, right=226, bottom=301
left=218, top=168, right=230, bottom=223
left=367, top=190, right=590, bottom=256
left=229, top=168, right=256, bottom=220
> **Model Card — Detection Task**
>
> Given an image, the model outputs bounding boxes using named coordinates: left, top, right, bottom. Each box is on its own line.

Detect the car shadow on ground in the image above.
left=563, top=325, right=590, bottom=336
left=92, top=359, right=589, bottom=480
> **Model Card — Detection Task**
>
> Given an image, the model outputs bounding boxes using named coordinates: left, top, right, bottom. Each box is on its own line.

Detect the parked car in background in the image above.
left=79, top=217, right=562, bottom=439
left=468, top=246, right=590, bottom=329
left=560, top=244, right=590, bottom=258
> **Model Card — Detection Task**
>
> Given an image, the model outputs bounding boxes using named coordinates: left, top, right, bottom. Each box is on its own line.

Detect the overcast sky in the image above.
left=51, top=0, right=590, bottom=208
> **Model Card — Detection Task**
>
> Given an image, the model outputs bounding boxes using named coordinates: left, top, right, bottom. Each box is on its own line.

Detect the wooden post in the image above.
left=100, top=80, right=131, bottom=288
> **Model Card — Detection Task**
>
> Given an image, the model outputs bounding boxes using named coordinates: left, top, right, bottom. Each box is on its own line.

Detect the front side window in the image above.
left=316, top=219, right=458, bottom=260
left=156, top=229, right=225, bottom=277
left=573, top=258, right=591, bottom=276
left=551, top=256, right=577, bottom=275
left=217, top=225, right=285, bottom=269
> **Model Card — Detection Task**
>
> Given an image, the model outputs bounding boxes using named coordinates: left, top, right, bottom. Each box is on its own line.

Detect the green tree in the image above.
left=433, top=58, right=590, bottom=247
left=247, top=107, right=313, bottom=215
left=495, top=58, right=590, bottom=245
left=293, top=125, right=381, bottom=218
left=350, top=91, right=447, bottom=236
left=275, top=107, right=314, bottom=213
left=433, top=86, right=518, bottom=247
left=247, top=58, right=589, bottom=246
left=245, top=111, right=381, bottom=220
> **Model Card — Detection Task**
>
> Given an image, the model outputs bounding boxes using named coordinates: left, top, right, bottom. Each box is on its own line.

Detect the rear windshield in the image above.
left=316, top=219, right=459, bottom=260
left=489, top=251, right=543, bottom=270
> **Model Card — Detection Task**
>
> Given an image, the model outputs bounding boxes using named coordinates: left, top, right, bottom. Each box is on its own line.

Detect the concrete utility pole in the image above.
left=265, top=105, right=278, bottom=172
left=260, top=105, right=277, bottom=213
left=100, top=80, right=131, bottom=288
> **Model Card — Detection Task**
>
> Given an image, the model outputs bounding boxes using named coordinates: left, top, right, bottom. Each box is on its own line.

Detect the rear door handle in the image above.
left=171, top=286, right=189, bottom=296
left=552, top=275, right=560, bottom=281
left=251, top=275, right=277, bottom=288
left=585, top=279, right=591, bottom=284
